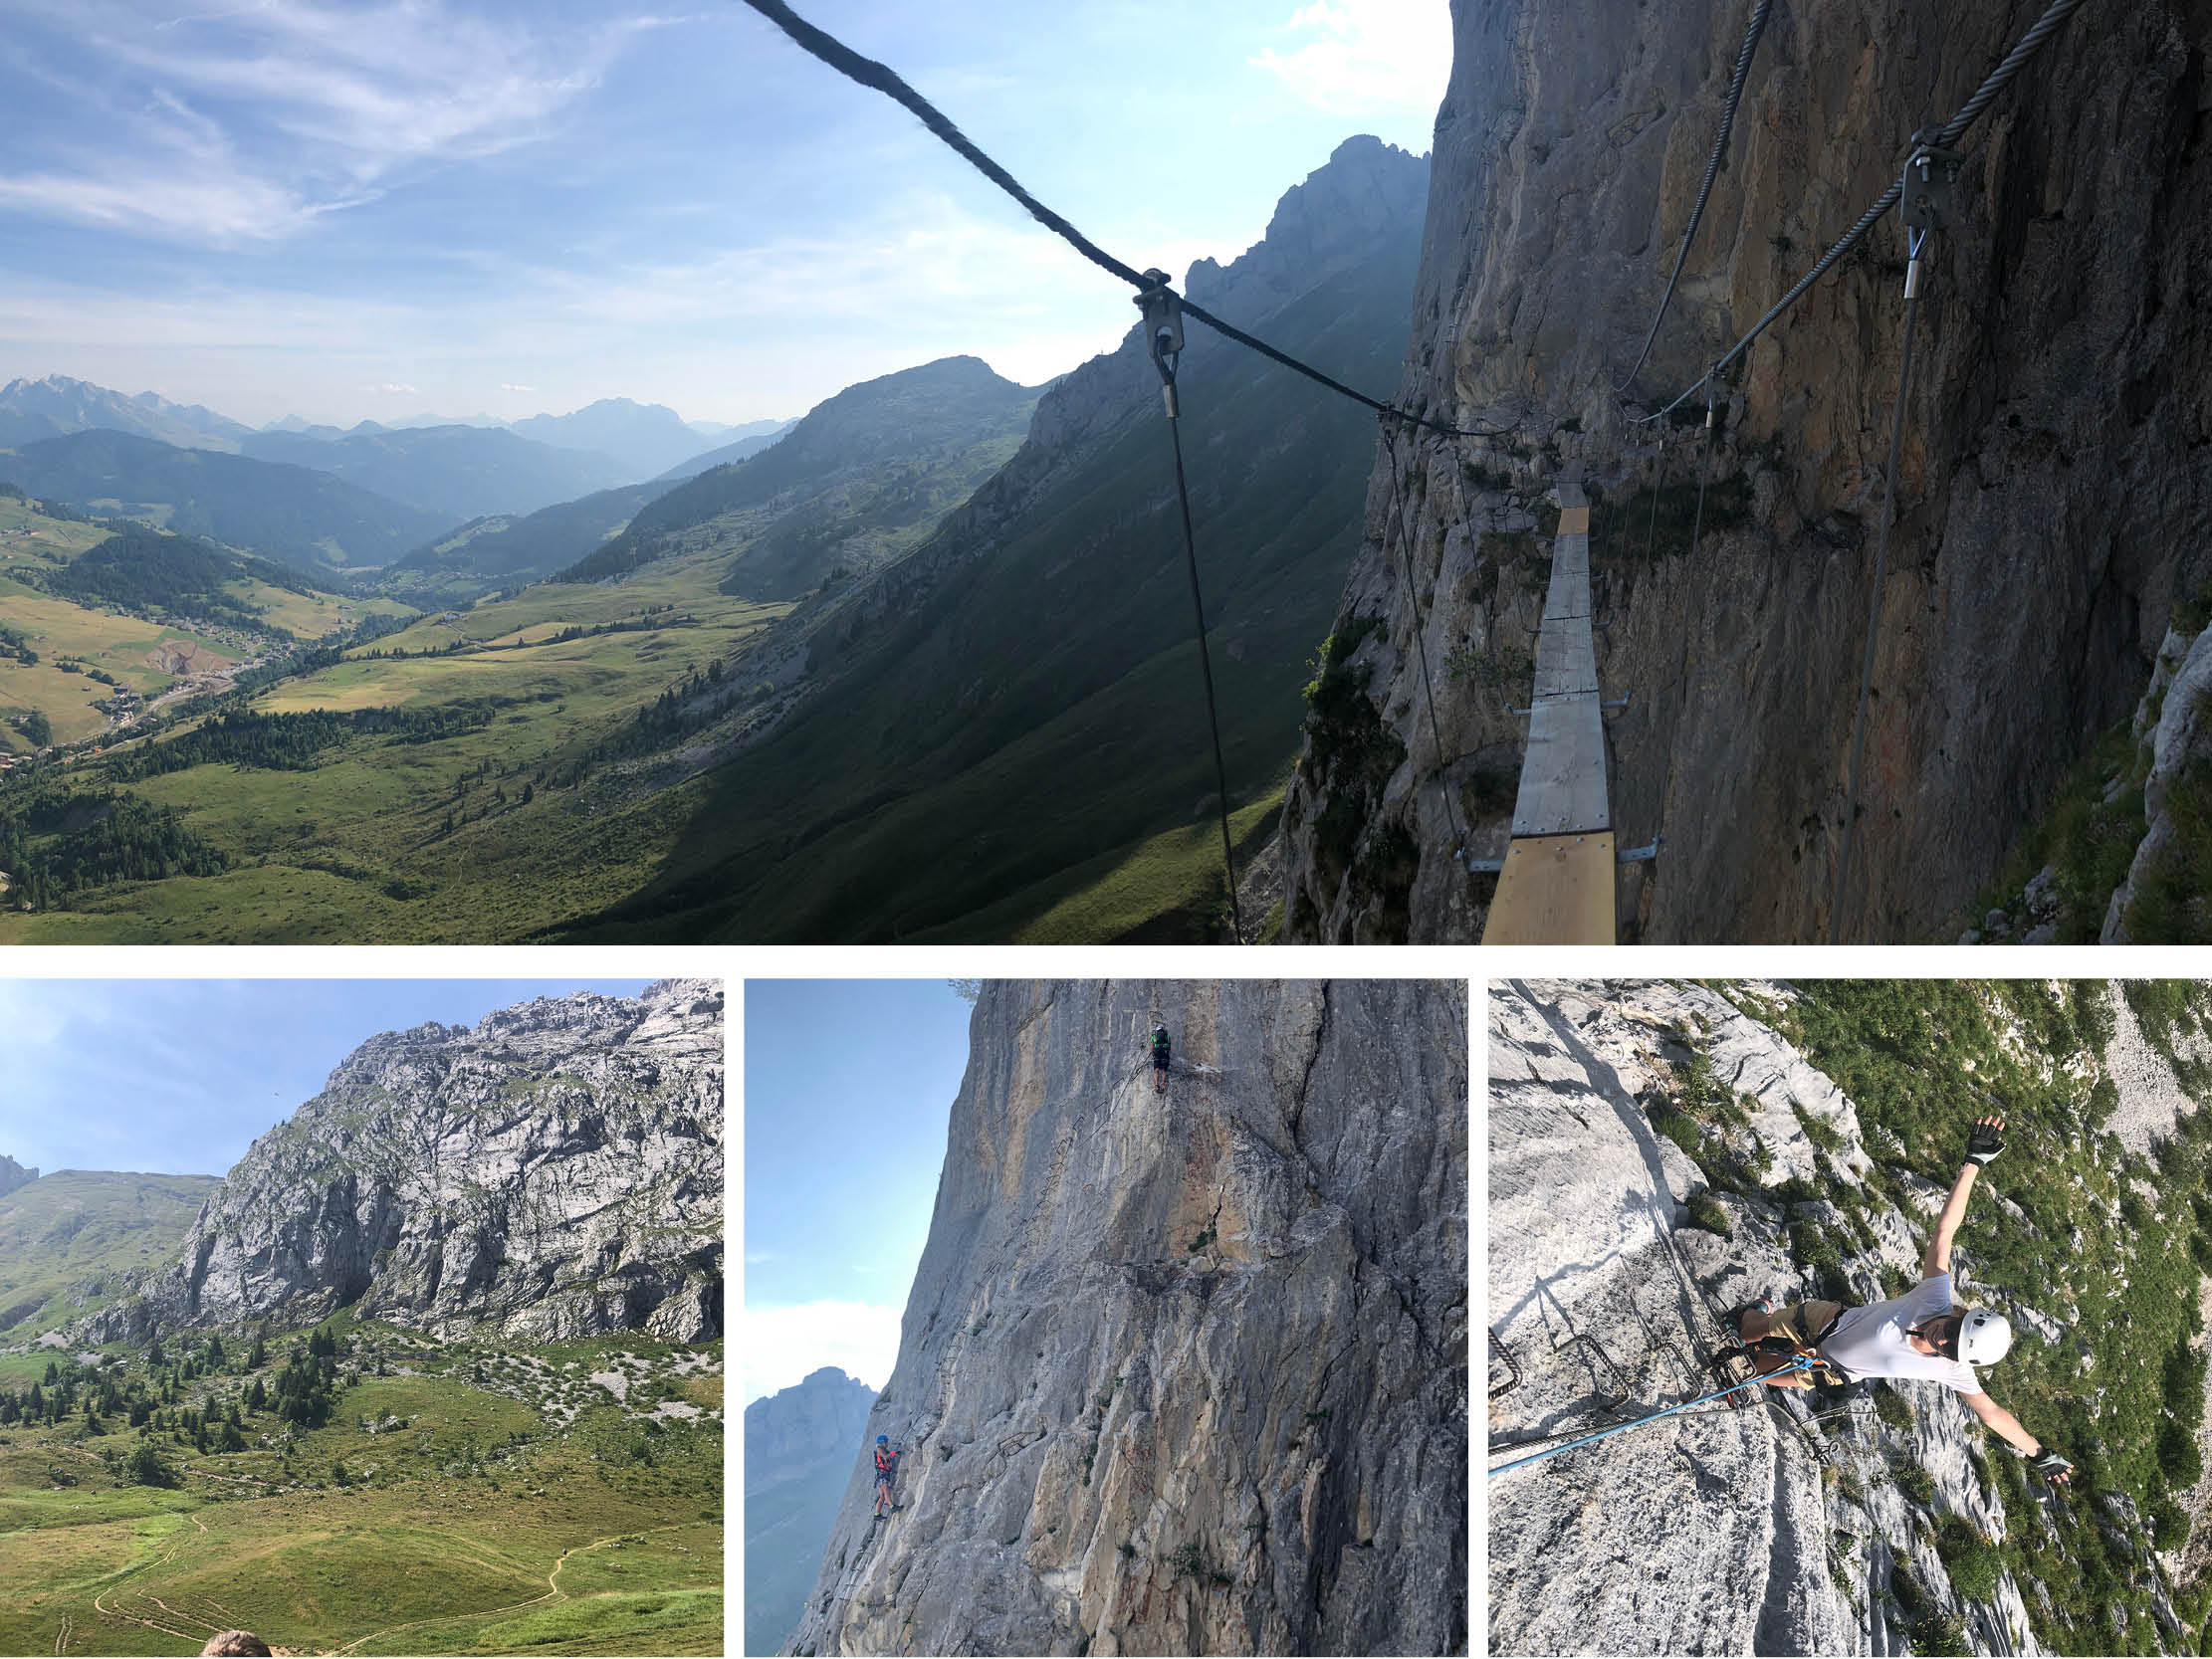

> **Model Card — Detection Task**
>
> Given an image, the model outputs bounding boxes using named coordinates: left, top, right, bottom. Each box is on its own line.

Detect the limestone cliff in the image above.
left=0, top=1154, right=35, bottom=1200
left=81, top=980, right=723, bottom=1345
left=1489, top=978, right=2212, bottom=1655
left=783, top=979, right=1467, bottom=1656
left=1282, top=0, right=2212, bottom=941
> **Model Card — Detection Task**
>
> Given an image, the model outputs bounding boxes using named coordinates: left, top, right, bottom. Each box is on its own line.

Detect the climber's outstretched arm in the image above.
left=1921, top=1115, right=2006, bottom=1281
left=1961, top=1392, right=2031, bottom=1454
left=1920, top=1160, right=1980, bottom=1281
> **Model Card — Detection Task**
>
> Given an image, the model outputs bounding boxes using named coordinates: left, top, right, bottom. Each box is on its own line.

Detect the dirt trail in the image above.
left=332, top=1521, right=700, bottom=1657
left=53, top=1614, right=69, bottom=1654
left=92, top=1587, right=193, bottom=1643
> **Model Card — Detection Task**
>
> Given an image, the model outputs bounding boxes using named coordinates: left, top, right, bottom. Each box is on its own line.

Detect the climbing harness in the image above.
left=1829, top=133, right=1960, bottom=942
left=1487, top=1353, right=1820, bottom=1478
left=1137, top=270, right=1244, bottom=944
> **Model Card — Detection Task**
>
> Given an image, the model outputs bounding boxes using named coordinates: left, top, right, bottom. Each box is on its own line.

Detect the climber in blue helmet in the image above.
left=872, top=1433, right=902, bottom=1518
left=1732, top=1111, right=2073, bottom=1486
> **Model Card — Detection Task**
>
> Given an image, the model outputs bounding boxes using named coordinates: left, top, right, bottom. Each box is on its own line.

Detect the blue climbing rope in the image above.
left=1487, top=1354, right=1818, bottom=1479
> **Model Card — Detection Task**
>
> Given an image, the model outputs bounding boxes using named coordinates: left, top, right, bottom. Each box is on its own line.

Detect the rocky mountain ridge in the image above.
left=784, top=978, right=1467, bottom=1656
left=79, top=979, right=724, bottom=1346
left=747, top=1365, right=879, bottom=1655
left=568, top=137, right=1434, bottom=942
left=0, top=1155, right=35, bottom=1200
left=1282, top=0, right=2212, bottom=940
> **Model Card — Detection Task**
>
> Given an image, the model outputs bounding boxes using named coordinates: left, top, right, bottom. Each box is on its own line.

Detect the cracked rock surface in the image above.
left=784, top=979, right=1468, bottom=1657
left=82, top=979, right=723, bottom=1345
left=1488, top=979, right=2044, bottom=1657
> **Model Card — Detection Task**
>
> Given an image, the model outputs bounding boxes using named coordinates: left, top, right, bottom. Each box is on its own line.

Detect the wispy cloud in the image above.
left=500, top=382, right=538, bottom=392
left=0, top=1, right=674, bottom=243
left=1250, top=0, right=1451, bottom=117
left=368, top=381, right=417, bottom=394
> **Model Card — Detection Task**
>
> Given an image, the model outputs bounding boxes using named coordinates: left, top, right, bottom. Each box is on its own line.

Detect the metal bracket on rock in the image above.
left=1617, top=836, right=1662, bottom=865
left=1901, top=131, right=1965, bottom=234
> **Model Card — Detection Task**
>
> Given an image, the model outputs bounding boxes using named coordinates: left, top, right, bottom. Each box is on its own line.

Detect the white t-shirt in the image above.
left=1819, top=1272, right=1982, bottom=1394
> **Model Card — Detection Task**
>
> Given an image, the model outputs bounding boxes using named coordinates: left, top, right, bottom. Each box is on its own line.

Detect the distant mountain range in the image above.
left=238, top=424, right=638, bottom=523
left=0, top=429, right=449, bottom=570
left=566, top=356, right=1038, bottom=596
left=0, top=375, right=254, bottom=452
left=0, top=376, right=791, bottom=541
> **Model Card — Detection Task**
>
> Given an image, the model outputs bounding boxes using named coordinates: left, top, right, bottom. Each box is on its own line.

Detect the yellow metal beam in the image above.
left=1481, top=833, right=1617, bottom=944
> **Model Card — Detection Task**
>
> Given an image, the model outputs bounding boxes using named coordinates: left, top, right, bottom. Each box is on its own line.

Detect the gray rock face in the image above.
left=784, top=979, right=1467, bottom=1657
left=1488, top=980, right=2040, bottom=1655
left=0, top=1155, right=36, bottom=1200
left=2104, top=622, right=2212, bottom=939
left=748, top=1366, right=880, bottom=1655
left=85, top=980, right=722, bottom=1344
left=1282, top=0, right=2212, bottom=941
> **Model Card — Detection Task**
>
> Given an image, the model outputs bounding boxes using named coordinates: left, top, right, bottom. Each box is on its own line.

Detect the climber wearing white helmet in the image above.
left=1733, top=1112, right=2074, bottom=1486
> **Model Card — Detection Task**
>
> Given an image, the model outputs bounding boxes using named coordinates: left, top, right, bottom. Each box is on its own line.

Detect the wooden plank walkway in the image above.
left=1483, top=474, right=1617, bottom=943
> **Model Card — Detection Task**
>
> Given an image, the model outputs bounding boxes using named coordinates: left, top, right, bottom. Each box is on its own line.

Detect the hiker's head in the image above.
left=877, top=1434, right=888, bottom=1445
left=1906, top=1307, right=1967, bottom=1358
left=1909, top=1306, right=2013, bottom=1364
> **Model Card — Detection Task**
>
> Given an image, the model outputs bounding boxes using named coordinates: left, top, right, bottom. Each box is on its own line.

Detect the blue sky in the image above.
left=744, top=978, right=974, bottom=1405
left=0, top=978, right=653, bottom=1177
left=0, top=0, right=1449, bottom=429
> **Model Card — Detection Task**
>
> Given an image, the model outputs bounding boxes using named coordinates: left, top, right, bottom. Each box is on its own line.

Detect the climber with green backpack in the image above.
left=1150, top=1023, right=1172, bottom=1094
left=1732, top=1112, right=2074, bottom=1485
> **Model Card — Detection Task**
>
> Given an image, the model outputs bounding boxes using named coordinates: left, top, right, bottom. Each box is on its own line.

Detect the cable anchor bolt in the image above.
left=1900, top=131, right=1962, bottom=298
left=1134, top=269, right=1184, bottom=420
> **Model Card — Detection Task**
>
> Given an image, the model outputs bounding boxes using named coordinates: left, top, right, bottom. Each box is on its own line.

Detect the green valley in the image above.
left=0, top=1172, right=220, bottom=1346
left=0, top=140, right=1430, bottom=943
left=0, top=1321, right=724, bottom=1657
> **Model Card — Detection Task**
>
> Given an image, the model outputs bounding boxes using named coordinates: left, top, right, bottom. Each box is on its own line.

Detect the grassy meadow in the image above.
left=0, top=497, right=411, bottom=752
left=0, top=543, right=788, bottom=942
left=0, top=1321, right=723, bottom=1657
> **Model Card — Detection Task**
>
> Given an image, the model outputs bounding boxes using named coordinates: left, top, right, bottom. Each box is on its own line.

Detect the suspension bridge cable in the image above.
left=1614, top=0, right=1776, bottom=394
left=1381, top=421, right=1469, bottom=868
left=1828, top=229, right=1926, bottom=944
left=1164, top=391, right=1247, bottom=945
left=733, top=0, right=1518, bottom=441
left=1629, top=0, right=2090, bottom=426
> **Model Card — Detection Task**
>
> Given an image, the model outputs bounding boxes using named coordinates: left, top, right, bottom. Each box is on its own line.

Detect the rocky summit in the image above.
left=748, top=1366, right=881, bottom=1655
left=784, top=979, right=1468, bottom=1657
left=82, top=979, right=723, bottom=1346
left=0, top=1154, right=36, bottom=1200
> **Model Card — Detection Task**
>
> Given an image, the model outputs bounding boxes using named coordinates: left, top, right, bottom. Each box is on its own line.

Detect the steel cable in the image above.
left=1630, top=0, right=2090, bottom=426
left=1615, top=0, right=1776, bottom=394
left=1163, top=402, right=1246, bottom=945
left=734, top=0, right=1518, bottom=441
